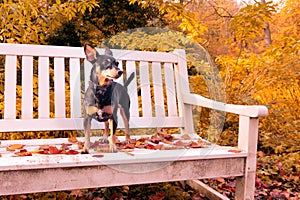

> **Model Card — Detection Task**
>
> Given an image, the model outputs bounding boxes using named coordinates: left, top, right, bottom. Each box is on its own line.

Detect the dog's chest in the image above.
left=94, top=82, right=116, bottom=108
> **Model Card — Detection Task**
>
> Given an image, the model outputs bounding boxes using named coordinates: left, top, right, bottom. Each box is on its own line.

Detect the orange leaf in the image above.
left=7, top=144, right=25, bottom=151
left=68, top=137, right=78, bottom=143
left=228, top=149, right=242, bottom=153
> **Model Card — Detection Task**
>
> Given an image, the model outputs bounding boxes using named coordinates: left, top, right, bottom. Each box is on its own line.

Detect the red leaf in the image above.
left=66, top=149, right=79, bottom=155
left=14, top=149, right=32, bottom=157
left=146, top=144, right=156, bottom=150
left=49, top=146, right=61, bottom=154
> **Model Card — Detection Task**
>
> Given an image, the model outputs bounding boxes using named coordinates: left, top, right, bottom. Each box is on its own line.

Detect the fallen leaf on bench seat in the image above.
left=146, top=143, right=156, bottom=150
left=189, top=141, right=202, bottom=148
left=14, top=149, right=32, bottom=157
left=30, top=149, right=45, bottom=154
left=39, top=145, right=50, bottom=150
left=77, top=141, right=84, bottom=149
left=189, top=139, right=205, bottom=148
left=60, top=143, right=71, bottom=151
left=174, top=140, right=185, bottom=147
left=154, top=144, right=164, bottom=150
left=135, top=141, right=147, bottom=148
left=124, top=143, right=135, bottom=149
left=68, top=137, right=78, bottom=143
left=150, top=134, right=161, bottom=144
left=228, top=149, right=242, bottom=153
left=49, top=146, right=61, bottom=154
left=137, top=137, right=149, bottom=142
left=7, top=144, right=25, bottom=151
left=181, top=134, right=191, bottom=140
left=92, top=154, right=104, bottom=158
left=64, top=149, right=79, bottom=155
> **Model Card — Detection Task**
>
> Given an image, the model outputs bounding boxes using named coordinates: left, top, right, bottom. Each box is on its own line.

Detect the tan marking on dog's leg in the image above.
left=85, top=106, right=98, bottom=116
left=83, top=120, right=91, bottom=153
left=109, top=119, right=117, bottom=152
left=103, top=121, right=109, bottom=138
left=118, top=104, right=130, bottom=141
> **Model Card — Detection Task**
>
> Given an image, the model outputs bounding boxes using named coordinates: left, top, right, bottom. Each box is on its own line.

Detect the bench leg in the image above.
left=236, top=116, right=259, bottom=200
left=236, top=170, right=256, bottom=200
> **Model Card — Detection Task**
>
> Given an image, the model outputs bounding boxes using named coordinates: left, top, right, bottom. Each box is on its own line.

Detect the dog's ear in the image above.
left=84, top=43, right=99, bottom=63
left=104, top=48, right=113, bottom=56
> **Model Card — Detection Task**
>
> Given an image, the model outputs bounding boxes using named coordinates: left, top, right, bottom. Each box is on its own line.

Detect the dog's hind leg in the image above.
left=118, top=104, right=130, bottom=142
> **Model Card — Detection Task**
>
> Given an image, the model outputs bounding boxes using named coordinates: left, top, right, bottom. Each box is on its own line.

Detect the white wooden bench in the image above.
left=0, top=43, right=267, bottom=199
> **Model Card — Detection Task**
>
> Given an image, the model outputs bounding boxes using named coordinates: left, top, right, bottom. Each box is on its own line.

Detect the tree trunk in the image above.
left=261, top=0, right=272, bottom=46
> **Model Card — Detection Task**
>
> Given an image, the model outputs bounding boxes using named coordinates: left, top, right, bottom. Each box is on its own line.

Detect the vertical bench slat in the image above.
left=139, top=61, right=152, bottom=117
left=115, top=59, right=124, bottom=85
left=84, top=60, right=92, bottom=91
left=69, top=58, right=82, bottom=118
left=54, top=57, right=66, bottom=118
left=126, top=61, right=139, bottom=117
left=38, top=57, right=50, bottom=119
left=164, top=63, right=178, bottom=117
left=22, top=56, right=33, bottom=119
left=4, top=55, right=17, bottom=119
left=152, top=62, right=165, bottom=117
left=173, top=49, right=194, bottom=134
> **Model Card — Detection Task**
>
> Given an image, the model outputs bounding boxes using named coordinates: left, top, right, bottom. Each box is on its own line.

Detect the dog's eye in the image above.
left=106, top=65, right=112, bottom=69
left=115, top=61, right=119, bottom=66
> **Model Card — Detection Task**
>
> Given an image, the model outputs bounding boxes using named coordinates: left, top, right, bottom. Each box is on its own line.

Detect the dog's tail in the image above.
left=124, top=72, right=135, bottom=88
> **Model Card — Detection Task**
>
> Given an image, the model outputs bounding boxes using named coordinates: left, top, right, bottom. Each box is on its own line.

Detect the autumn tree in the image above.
left=0, top=0, right=98, bottom=44
left=47, top=0, right=166, bottom=46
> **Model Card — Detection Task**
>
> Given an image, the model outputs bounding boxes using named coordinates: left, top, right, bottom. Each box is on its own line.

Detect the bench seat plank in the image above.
left=0, top=156, right=245, bottom=195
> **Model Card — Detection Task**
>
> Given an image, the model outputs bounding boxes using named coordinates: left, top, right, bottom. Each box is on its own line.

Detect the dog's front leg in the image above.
left=109, top=119, right=117, bottom=152
left=83, top=117, right=92, bottom=153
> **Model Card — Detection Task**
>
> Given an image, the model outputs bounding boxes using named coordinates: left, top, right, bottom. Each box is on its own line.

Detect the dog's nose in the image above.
left=118, top=70, right=123, bottom=76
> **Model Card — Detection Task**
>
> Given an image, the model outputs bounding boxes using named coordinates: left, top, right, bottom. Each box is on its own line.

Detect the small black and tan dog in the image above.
left=82, top=43, right=133, bottom=153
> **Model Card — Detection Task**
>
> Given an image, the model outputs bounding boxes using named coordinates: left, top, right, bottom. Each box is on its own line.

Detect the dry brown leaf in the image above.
left=77, top=141, right=84, bottom=149
left=181, top=134, right=191, bottom=140
left=174, top=140, right=185, bottom=146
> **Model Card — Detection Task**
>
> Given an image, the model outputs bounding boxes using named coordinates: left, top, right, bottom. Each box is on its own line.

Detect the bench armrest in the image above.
left=182, top=93, right=268, bottom=118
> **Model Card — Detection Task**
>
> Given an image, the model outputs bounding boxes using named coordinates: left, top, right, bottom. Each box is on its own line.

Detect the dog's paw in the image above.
left=81, top=148, right=89, bottom=154
left=109, top=145, right=118, bottom=153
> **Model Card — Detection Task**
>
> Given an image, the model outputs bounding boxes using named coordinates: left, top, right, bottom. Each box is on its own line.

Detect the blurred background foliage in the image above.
left=0, top=0, right=299, bottom=199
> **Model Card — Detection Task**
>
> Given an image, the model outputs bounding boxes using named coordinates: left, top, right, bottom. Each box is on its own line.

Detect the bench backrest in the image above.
left=0, top=43, right=193, bottom=133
